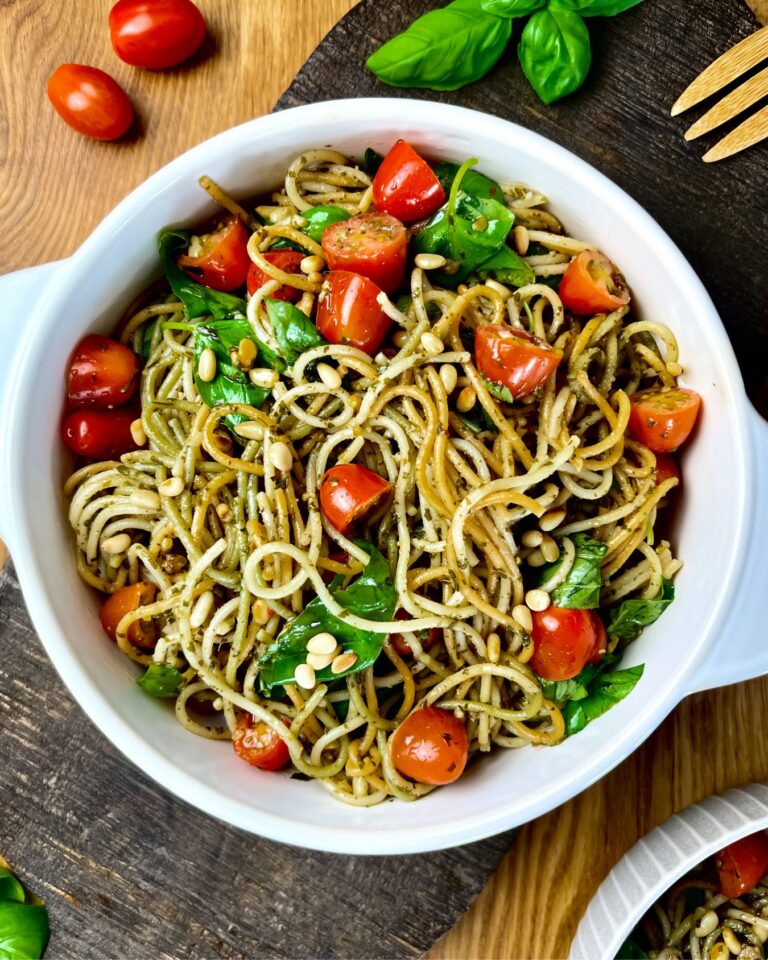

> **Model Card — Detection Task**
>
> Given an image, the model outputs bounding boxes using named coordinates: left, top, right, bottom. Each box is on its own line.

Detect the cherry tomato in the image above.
left=628, top=387, right=702, bottom=453
left=100, top=581, right=157, bottom=649
left=47, top=64, right=133, bottom=141
left=232, top=714, right=290, bottom=771
left=109, top=0, right=206, bottom=69
left=560, top=251, right=630, bottom=315
left=391, top=707, right=468, bottom=786
left=530, top=607, right=606, bottom=682
left=322, top=212, right=407, bottom=293
left=716, top=832, right=768, bottom=898
left=475, top=324, right=562, bottom=400
left=389, top=608, right=441, bottom=658
left=372, top=140, right=446, bottom=223
left=316, top=271, right=392, bottom=356
left=68, top=335, right=139, bottom=408
left=319, top=464, right=392, bottom=534
left=246, top=250, right=304, bottom=303
left=62, top=408, right=140, bottom=460
left=177, top=215, right=250, bottom=292
left=654, top=453, right=680, bottom=487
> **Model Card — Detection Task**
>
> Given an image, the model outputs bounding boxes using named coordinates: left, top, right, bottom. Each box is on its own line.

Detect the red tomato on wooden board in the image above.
left=628, top=387, right=702, bottom=453
left=316, top=271, right=392, bottom=356
left=389, top=607, right=441, bottom=658
left=62, top=408, right=140, bottom=459
left=372, top=140, right=445, bottom=223
left=716, top=832, right=768, bottom=898
left=319, top=464, right=392, bottom=534
left=530, top=607, right=606, bottom=682
left=247, top=250, right=304, bottom=303
left=560, top=250, right=630, bottom=315
left=475, top=324, right=561, bottom=399
left=322, top=212, right=407, bottom=293
left=47, top=64, right=133, bottom=141
left=177, top=215, right=250, bottom=292
left=109, top=0, right=207, bottom=69
left=391, top=707, right=468, bottom=786
left=100, top=581, right=157, bottom=649
left=232, top=714, right=290, bottom=771
left=68, top=335, right=139, bottom=408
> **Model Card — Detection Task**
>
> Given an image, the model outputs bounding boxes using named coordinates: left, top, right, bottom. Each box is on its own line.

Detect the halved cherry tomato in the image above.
left=654, top=453, right=680, bottom=487
left=475, top=324, right=562, bottom=400
left=372, top=140, right=446, bottom=223
left=62, top=408, right=140, bottom=459
left=177, top=214, right=250, bottom=292
left=68, top=335, right=139, bottom=408
left=322, top=212, right=407, bottom=293
left=316, top=271, right=392, bottom=356
left=389, top=607, right=441, bottom=658
left=560, top=251, right=630, bottom=315
left=109, top=0, right=206, bottom=69
left=47, top=64, right=133, bottom=141
left=628, top=387, right=702, bottom=453
left=100, top=581, right=157, bottom=649
left=232, top=714, right=290, bottom=771
left=391, top=707, right=468, bottom=786
left=246, top=250, right=304, bottom=303
left=716, top=831, right=768, bottom=898
left=319, top=464, right=392, bottom=534
left=530, top=607, right=606, bottom=682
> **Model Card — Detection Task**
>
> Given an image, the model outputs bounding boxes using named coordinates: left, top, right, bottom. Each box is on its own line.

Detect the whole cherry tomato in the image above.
left=560, top=250, right=630, bottom=315
left=316, top=271, right=392, bottom=356
left=322, top=212, right=407, bottom=293
left=62, top=408, right=140, bottom=459
left=47, top=64, right=133, bottom=141
left=100, top=581, right=157, bottom=649
left=68, top=335, right=139, bottom=408
left=372, top=140, right=445, bottom=223
left=391, top=707, right=468, bottom=786
left=628, top=387, right=702, bottom=453
left=247, top=250, right=305, bottom=303
left=475, top=325, right=562, bottom=399
left=654, top=453, right=680, bottom=487
left=232, top=714, right=291, bottom=771
left=177, top=215, right=250, bottom=292
left=109, top=0, right=207, bottom=69
left=319, top=464, right=392, bottom=534
left=716, top=832, right=768, bottom=898
left=530, top=607, right=606, bottom=682
left=389, top=608, right=441, bottom=658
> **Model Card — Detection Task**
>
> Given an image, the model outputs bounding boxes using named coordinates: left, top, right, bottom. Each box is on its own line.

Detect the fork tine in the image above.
left=703, top=101, right=768, bottom=161
left=671, top=25, right=768, bottom=116
left=685, top=65, right=768, bottom=139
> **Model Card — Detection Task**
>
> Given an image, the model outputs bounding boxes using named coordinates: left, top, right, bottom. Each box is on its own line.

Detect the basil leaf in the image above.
left=563, top=664, right=644, bottom=735
left=518, top=8, right=592, bottom=104
left=258, top=542, right=396, bottom=693
left=158, top=229, right=246, bottom=321
left=192, top=318, right=270, bottom=421
left=551, top=0, right=645, bottom=15
left=474, top=244, right=535, bottom=287
left=137, top=664, right=184, bottom=698
left=264, top=299, right=327, bottom=367
left=366, top=0, right=513, bottom=92
left=456, top=403, right=497, bottom=434
left=481, top=0, right=547, bottom=14
left=0, top=872, right=24, bottom=905
left=141, top=320, right=157, bottom=362
left=606, top=579, right=675, bottom=643
left=615, top=938, right=648, bottom=960
left=539, top=533, right=607, bottom=609
left=539, top=661, right=604, bottom=705
left=302, top=205, right=351, bottom=243
left=0, top=902, right=50, bottom=960
left=481, top=376, right=516, bottom=403
left=432, top=162, right=504, bottom=202
left=363, top=148, right=384, bottom=175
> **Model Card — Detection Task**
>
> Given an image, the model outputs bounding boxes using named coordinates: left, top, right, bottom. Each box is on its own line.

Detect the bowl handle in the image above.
left=685, top=403, right=768, bottom=695
left=0, top=262, right=63, bottom=550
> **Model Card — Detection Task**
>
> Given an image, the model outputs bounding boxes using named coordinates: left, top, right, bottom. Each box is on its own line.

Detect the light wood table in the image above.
left=2, top=2, right=768, bottom=958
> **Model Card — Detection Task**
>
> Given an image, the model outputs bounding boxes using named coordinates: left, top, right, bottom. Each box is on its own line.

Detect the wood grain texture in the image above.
left=746, top=0, right=768, bottom=23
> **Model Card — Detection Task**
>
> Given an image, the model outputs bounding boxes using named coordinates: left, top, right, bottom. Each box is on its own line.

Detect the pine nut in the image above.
left=472, top=215, right=488, bottom=232
left=527, top=548, right=547, bottom=567
left=129, top=418, right=146, bottom=446
left=190, top=590, right=214, bottom=628
left=214, top=620, right=233, bottom=636
left=294, top=662, right=316, bottom=689
left=513, top=225, right=530, bottom=256
left=512, top=604, right=533, bottom=633
left=331, top=652, right=358, bottom=674
left=130, top=489, right=160, bottom=510
left=215, top=502, right=232, bottom=522
left=270, top=441, right=293, bottom=472
left=753, top=920, right=768, bottom=943
left=198, top=347, right=217, bottom=382
left=540, top=537, right=560, bottom=563
left=252, top=599, right=271, bottom=625
left=159, top=476, right=185, bottom=497
left=540, top=508, right=566, bottom=532
left=249, top=367, right=279, bottom=388
left=101, top=533, right=131, bottom=555
left=525, top=589, right=551, bottom=612
left=487, top=633, right=501, bottom=664
left=521, top=530, right=544, bottom=548
left=300, top=255, right=325, bottom=275
left=722, top=928, right=741, bottom=954
left=439, top=364, right=458, bottom=394
left=160, top=537, right=174, bottom=552
left=307, top=632, right=338, bottom=655
left=234, top=421, right=264, bottom=441
left=309, top=271, right=324, bottom=284
left=694, top=911, right=719, bottom=938
left=414, top=252, right=447, bottom=270
left=709, top=944, right=729, bottom=960
left=317, top=363, right=342, bottom=389
left=306, top=651, right=335, bottom=671
left=348, top=394, right=361, bottom=411
left=420, top=332, right=444, bottom=356
left=456, top=386, right=477, bottom=412
left=666, top=361, right=683, bottom=377
left=237, top=338, right=257, bottom=369
left=392, top=330, right=408, bottom=349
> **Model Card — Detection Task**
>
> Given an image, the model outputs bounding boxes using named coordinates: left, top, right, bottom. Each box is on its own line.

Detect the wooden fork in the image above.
left=671, top=25, right=768, bottom=162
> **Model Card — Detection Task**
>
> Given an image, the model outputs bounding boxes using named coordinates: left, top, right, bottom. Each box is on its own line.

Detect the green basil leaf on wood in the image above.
left=481, top=0, right=547, bottom=15
left=264, top=298, right=327, bottom=367
left=0, top=871, right=24, bottom=905
left=606, top=579, right=675, bottom=643
left=0, top=902, right=50, bottom=960
left=366, top=0, right=513, bottom=92
left=551, top=0, right=645, bottom=15
left=158, top=229, right=246, bottom=321
left=538, top=533, right=607, bottom=609
left=518, top=8, right=592, bottom=104
left=563, top=664, right=644, bottom=735
left=137, top=664, right=184, bottom=698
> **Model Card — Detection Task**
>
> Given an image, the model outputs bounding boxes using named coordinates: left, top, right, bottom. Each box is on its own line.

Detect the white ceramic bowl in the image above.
left=571, top=783, right=768, bottom=959
left=1, top=99, right=766, bottom=854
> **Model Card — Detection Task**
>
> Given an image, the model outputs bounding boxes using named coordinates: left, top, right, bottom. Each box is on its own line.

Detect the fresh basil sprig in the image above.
left=0, top=867, right=49, bottom=960
left=538, top=533, right=607, bottom=609
left=605, top=579, right=675, bottom=643
left=519, top=7, right=591, bottom=104
left=137, top=663, right=184, bottom=698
